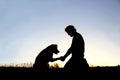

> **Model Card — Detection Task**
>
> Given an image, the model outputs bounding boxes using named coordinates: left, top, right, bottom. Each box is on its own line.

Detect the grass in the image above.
left=0, top=65, right=120, bottom=80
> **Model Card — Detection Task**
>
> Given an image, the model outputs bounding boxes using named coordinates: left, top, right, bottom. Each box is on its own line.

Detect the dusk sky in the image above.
left=0, top=0, right=120, bottom=67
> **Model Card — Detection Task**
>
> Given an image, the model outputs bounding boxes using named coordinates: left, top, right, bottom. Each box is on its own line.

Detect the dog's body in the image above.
left=33, top=44, right=59, bottom=71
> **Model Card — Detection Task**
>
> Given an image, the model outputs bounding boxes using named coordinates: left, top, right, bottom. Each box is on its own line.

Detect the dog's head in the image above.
left=47, top=44, right=59, bottom=54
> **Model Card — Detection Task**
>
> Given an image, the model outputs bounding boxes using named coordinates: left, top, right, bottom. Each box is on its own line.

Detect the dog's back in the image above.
left=33, top=48, right=52, bottom=70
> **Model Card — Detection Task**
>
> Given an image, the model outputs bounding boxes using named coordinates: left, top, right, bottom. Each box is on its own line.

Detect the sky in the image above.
left=0, top=0, right=120, bottom=67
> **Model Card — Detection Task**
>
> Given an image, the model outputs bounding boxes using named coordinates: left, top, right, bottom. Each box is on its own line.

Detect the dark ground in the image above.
left=0, top=66, right=120, bottom=80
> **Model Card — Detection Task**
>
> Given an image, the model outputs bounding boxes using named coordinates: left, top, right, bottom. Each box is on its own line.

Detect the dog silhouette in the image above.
left=33, top=44, right=59, bottom=72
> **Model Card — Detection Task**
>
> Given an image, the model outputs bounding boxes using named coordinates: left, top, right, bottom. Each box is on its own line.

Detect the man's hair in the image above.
left=65, top=25, right=76, bottom=32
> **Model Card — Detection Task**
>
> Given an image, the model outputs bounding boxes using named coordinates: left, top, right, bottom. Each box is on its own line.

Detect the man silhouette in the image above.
left=60, top=25, right=89, bottom=79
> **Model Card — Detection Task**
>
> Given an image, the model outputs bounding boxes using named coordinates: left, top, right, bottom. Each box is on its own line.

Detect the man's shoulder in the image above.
left=76, top=32, right=83, bottom=37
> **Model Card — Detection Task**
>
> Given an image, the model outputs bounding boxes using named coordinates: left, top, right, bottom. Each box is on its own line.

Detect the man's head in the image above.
left=65, top=25, right=76, bottom=37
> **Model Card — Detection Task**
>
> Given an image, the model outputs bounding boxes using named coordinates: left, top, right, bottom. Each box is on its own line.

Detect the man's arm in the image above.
left=60, top=48, right=71, bottom=61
